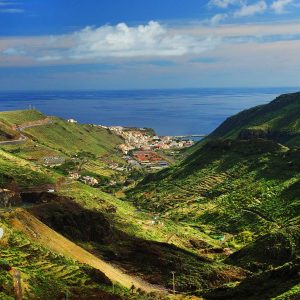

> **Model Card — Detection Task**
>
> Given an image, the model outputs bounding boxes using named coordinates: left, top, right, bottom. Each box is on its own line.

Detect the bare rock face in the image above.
left=0, top=189, right=21, bottom=207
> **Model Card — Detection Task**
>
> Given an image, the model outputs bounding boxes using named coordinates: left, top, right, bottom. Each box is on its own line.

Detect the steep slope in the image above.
left=0, top=148, right=56, bottom=190
left=129, top=138, right=300, bottom=235
left=0, top=121, right=19, bottom=141
left=27, top=183, right=247, bottom=293
left=0, top=125, right=247, bottom=295
left=0, top=213, right=123, bottom=299
left=199, top=91, right=300, bottom=147
left=128, top=92, right=300, bottom=298
left=0, top=109, right=124, bottom=176
left=8, top=209, right=164, bottom=293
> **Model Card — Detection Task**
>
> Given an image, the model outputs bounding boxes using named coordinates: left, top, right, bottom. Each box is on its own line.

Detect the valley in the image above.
left=0, top=92, right=300, bottom=299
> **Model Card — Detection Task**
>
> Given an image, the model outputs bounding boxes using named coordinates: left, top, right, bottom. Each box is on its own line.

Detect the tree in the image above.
left=74, top=151, right=96, bottom=171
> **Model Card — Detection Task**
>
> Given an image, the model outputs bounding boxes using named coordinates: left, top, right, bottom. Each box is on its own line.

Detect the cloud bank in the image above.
left=234, top=1, right=267, bottom=17
left=209, top=0, right=294, bottom=24
left=0, top=21, right=221, bottom=63
left=271, top=0, right=293, bottom=13
left=0, top=0, right=24, bottom=13
left=69, top=21, right=220, bottom=60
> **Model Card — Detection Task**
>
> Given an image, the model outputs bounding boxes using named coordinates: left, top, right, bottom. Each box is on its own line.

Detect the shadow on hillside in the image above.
left=27, top=194, right=246, bottom=292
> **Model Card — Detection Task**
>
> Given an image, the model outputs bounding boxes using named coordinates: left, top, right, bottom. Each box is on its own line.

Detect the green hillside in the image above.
left=205, top=92, right=300, bottom=146
left=1, top=94, right=300, bottom=299
left=0, top=111, right=247, bottom=296
left=129, top=138, right=300, bottom=234
left=0, top=216, right=122, bottom=299
left=24, top=117, right=122, bottom=158
left=0, top=110, right=124, bottom=176
left=0, top=149, right=57, bottom=189
left=128, top=92, right=300, bottom=299
left=0, top=110, right=46, bottom=125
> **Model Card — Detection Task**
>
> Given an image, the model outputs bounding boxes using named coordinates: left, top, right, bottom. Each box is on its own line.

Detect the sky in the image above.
left=1, top=0, right=300, bottom=90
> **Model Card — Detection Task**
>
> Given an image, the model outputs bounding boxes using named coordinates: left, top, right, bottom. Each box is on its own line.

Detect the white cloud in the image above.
left=37, top=21, right=221, bottom=61
left=209, top=0, right=243, bottom=8
left=234, top=1, right=267, bottom=17
left=0, top=8, right=23, bottom=13
left=2, top=20, right=300, bottom=68
left=0, top=1, right=24, bottom=13
left=271, top=0, right=293, bottom=13
left=210, top=13, right=228, bottom=25
left=2, top=47, right=26, bottom=55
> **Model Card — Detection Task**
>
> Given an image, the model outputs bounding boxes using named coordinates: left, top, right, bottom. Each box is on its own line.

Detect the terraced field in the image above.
left=9, top=209, right=165, bottom=293
left=0, top=216, right=115, bottom=299
left=1, top=92, right=300, bottom=300
left=127, top=92, right=300, bottom=299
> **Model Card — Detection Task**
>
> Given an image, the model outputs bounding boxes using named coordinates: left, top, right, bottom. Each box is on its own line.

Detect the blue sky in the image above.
left=1, top=0, right=300, bottom=90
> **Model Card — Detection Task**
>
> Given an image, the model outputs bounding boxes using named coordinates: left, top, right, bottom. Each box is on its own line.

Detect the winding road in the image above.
left=0, top=117, right=53, bottom=146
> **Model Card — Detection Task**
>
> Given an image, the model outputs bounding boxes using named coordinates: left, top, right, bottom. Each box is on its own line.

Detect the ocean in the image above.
left=0, top=88, right=298, bottom=136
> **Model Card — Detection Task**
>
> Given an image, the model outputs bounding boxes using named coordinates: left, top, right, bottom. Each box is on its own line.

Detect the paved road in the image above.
left=0, top=118, right=52, bottom=146
left=0, top=134, right=27, bottom=145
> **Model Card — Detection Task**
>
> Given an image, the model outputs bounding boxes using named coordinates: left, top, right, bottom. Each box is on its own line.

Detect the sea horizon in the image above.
left=0, top=87, right=299, bottom=136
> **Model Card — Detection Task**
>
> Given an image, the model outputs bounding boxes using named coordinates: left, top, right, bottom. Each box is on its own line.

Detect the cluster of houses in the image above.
left=97, top=125, right=195, bottom=170
left=68, top=172, right=99, bottom=186
left=100, top=126, right=195, bottom=155
left=133, top=150, right=168, bottom=169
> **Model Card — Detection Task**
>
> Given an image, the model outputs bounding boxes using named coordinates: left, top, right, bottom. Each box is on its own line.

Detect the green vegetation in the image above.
left=0, top=91, right=300, bottom=299
left=24, top=117, right=122, bottom=159
left=28, top=182, right=245, bottom=292
left=128, top=92, right=300, bottom=299
left=0, top=109, right=124, bottom=177
left=197, top=92, right=300, bottom=147
left=0, top=149, right=56, bottom=188
left=202, top=259, right=300, bottom=300
left=0, top=122, right=19, bottom=141
left=0, top=110, right=45, bottom=125
left=129, top=139, right=300, bottom=236
left=0, top=220, right=117, bottom=299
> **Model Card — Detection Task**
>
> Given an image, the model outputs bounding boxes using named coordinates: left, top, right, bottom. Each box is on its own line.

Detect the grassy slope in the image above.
left=0, top=110, right=45, bottom=125
left=24, top=117, right=122, bottom=158
left=129, top=139, right=300, bottom=236
left=128, top=92, right=300, bottom=299
left=8, top=209, right=162, bottom=293
left=0, top=110, right=124, bottom=176
left=28, top=181, right=247, bottom=292
left=0, top=149, right=57, bottom=189
left=0, top=134, right=244, bottom=293
left=0, top=122, right=19, bottom=141
left=197, top=92, right=300, bottom=147
left=0, top=215, right=123, bottom=300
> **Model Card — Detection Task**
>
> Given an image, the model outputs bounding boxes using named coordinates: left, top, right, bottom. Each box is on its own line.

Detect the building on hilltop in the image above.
left=67, top=119, right=78, bottom=124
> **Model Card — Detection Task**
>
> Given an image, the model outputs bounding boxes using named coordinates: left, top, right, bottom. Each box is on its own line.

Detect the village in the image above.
left=99, top=125, right=195, bottom=171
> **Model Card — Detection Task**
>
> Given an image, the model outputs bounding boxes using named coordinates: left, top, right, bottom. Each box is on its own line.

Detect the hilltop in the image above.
left=0, top=109, right=124, bottom=177
left=201, top=91, right=300, bottom=147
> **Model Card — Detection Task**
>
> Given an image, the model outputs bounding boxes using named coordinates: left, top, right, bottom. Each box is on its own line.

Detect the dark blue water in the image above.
left=0, top=88, right=298, bottom=135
